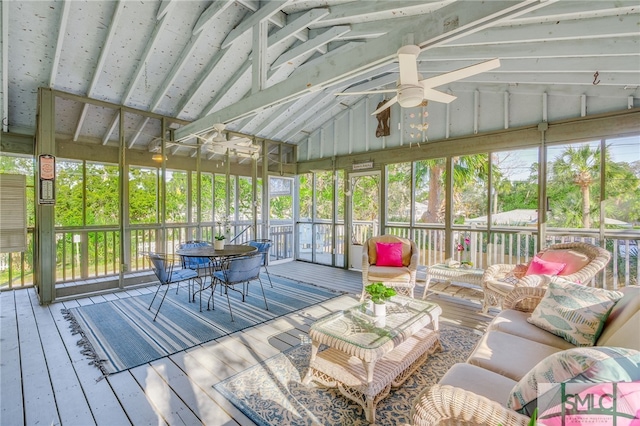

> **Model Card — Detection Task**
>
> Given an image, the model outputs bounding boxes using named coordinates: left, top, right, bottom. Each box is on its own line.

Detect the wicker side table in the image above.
left=421, top=264, right=485, bottom=305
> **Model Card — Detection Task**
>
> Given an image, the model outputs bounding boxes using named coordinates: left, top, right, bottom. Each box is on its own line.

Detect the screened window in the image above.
left=298, top=173, right=313, bottom=221
left=386, top=162, right=411, bottom=224
left=547, top=142, right=601, bottom=229
left=315, top=171, right=334, bottom=221
left=55, top=160, right=83, bottom=226
left=415, top=158, right=446, bottom=224
left=454, top=154, right=489, bottom=225
left=489, top=148, right=538, bottom=227
left=129, top=167, right=158, bottom=224
left=603, top=136, right=640, bottom=229
left=86, top=162, right=119, bottom=225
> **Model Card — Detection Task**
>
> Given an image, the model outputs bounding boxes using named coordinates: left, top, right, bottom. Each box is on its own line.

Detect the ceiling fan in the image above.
left=336, top=45, right=500, bottom=115
left=192, top=123, right=260, bottom=157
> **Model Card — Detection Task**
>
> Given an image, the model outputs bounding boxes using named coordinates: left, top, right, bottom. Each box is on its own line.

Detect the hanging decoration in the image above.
left=375, top=99, right=391, bottom=137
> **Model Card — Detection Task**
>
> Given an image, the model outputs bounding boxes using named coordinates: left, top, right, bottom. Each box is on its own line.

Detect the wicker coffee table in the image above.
left=303, top=296, right=442, bottom=423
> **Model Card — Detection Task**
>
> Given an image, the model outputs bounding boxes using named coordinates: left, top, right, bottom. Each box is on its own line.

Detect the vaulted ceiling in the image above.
left=2, top=0, right=639, bottom=161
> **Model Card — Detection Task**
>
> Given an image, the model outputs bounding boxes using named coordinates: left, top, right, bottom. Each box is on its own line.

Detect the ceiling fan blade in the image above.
left=422, top=87, right=457, bottom=104
left=371, top=96, right=397, bottom=115
left=335, top=89, right=397, bottom=96
left=419, top=58, right=501, bottom=88
left=398, top=45, right=420, bottom=86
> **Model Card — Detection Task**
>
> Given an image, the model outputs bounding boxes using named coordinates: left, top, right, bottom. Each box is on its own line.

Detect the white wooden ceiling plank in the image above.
left=269, top=8, right=330, bottom=50
left=505, top=0, right=637, bottom=22
left=202, top=63, right=251, bottom=116
left=121, top=15, right=171, bottom=105
left=239, top=101, right=293, bottom=134
left=156, top=0, right=175, bottom=20
left=313, top=0, right=454, bottom=27
left=192, top=0, right=235, bottom=35
left=148, top=33, right=207, bottom=111
left=172, top=47, right=230, bottom=117
left=128, top=117, right=150, bottom=149
left=49, top=0, right=71, bottom=88
left=102, top=113, right=119, bottom=145
left=419, top=56, right=640, bottom=74
left=446, top=71, right=640, bottom=86
left=271, top=26, right=351, bottom=69
left=426, top=37, right=640, bottom=60
left=1, top=0, right=8, bottom=132
left=221, top=1, right=292, bottom=49
left=271, top=91, right=338, bottom=139
left=450, top=13, right=640, bottom=46
left=279, top=100, right=344, bottom=142
left=73, top=1, right=125, bottom=142
left=174, top=1, right=559, bottom=140
left=101, top=11, right=171, bottom=144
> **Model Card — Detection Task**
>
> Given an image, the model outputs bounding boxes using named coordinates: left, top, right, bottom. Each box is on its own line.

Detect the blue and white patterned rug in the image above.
left=214, top=323, right=482, bottom=425
left=62, top=275, right=342, bottom=376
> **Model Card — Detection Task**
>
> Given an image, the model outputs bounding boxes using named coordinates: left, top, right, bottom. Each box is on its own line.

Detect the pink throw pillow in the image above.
left=540, top=249, right=590, bottom=276
left=525, top=255, right=566, bottom=276
left=376, top=242, right=403, bottom=267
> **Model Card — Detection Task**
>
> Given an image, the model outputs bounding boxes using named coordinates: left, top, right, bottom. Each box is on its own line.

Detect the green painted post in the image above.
left=34, top=88, right=56, bottom=304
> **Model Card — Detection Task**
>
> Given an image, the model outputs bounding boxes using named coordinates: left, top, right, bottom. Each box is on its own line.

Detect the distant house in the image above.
left=465, top=209, right=631, bottom=228
left=465, top=209, right=538, bottom=226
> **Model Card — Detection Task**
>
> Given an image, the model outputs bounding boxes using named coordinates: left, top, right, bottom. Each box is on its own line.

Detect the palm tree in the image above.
left=550, top=145, right=600, bottom=228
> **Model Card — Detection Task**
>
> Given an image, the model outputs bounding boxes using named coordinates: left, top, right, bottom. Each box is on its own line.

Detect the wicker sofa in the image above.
left=408, top=283, right=640, bottom=426
left=482, top=242, right=611, bottom=313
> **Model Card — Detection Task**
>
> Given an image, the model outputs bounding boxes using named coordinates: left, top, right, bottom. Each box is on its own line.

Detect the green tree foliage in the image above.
left=86, top=163, right=119, bottom=225
left=129, top=167, right=158, bottom=224
left=548, top=144, right=639, bottom=228
left=165, top=170, right=188, bottom=223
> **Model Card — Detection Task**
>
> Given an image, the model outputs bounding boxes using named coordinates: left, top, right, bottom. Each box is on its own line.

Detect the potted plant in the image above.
left=364, top=282, right=397, bottom=317
left=215, top=216, right=230, bottom=249
left=214, top=234, right=225, bottom=250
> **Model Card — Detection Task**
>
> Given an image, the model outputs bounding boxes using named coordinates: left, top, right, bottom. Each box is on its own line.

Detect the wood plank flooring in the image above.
left=0, top=261, right=496, bottom=426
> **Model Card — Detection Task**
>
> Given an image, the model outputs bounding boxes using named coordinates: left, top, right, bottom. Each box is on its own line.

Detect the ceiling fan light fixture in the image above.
left=397, top=86, right=424, bottom=108
left=152, top=153, right=167, bottom=162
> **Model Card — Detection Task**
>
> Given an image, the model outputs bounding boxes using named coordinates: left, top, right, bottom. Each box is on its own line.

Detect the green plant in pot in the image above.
left=365, top=282, right=396, bottom=317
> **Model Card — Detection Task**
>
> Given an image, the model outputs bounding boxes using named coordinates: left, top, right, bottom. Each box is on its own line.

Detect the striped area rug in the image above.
left=62, top=275, right=342, bottom=376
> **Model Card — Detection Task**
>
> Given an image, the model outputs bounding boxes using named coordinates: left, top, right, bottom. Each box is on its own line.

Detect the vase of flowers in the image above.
left=457, top=234, right=473, bottom=268
left=364, top=282, right=397, bottom=317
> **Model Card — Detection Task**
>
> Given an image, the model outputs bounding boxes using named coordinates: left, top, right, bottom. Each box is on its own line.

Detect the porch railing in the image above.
left=2, top=223, right=637, bottom=291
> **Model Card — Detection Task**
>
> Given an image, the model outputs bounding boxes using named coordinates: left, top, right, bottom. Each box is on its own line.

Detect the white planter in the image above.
left=373, top=302, right=386, bottom=318
left=214, top=240, right=225, bottom=250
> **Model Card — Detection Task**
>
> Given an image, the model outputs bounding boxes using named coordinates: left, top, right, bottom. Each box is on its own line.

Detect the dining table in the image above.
left=175, top=244, right=258, bottom=310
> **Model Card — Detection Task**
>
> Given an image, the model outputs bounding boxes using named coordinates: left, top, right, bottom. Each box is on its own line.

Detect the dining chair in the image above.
left=210, top=253, right=268, bottom=321
left=176, top=240, right=214, bottom=302
left=246, top=239, right=273, bottom=287
left=146, top=252, right=199, bottom=321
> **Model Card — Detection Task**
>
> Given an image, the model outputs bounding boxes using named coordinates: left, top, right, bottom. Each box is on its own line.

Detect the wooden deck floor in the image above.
left=0, top=261, right=495, bottom=426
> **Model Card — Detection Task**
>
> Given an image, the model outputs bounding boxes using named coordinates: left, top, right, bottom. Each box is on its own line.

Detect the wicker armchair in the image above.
left=482, top=242, right=611, bottom=312
left=361, top=235, right=419, bottom=301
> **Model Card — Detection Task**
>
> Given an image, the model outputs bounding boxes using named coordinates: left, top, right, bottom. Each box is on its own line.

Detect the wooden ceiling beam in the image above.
left=73, top=1, right=125, bottom=142
left=175, top=0, right=554, bottom=141
left=49, top=0, right=71, bottom=88
left=222, top=1, right=292, bottom=49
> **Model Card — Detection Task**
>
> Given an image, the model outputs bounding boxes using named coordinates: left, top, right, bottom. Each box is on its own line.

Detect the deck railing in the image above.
left=2, top=223, right=637, bottom=290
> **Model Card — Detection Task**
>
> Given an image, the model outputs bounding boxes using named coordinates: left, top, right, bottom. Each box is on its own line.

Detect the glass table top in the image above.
left=309, top=295, right=440, bottom=350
